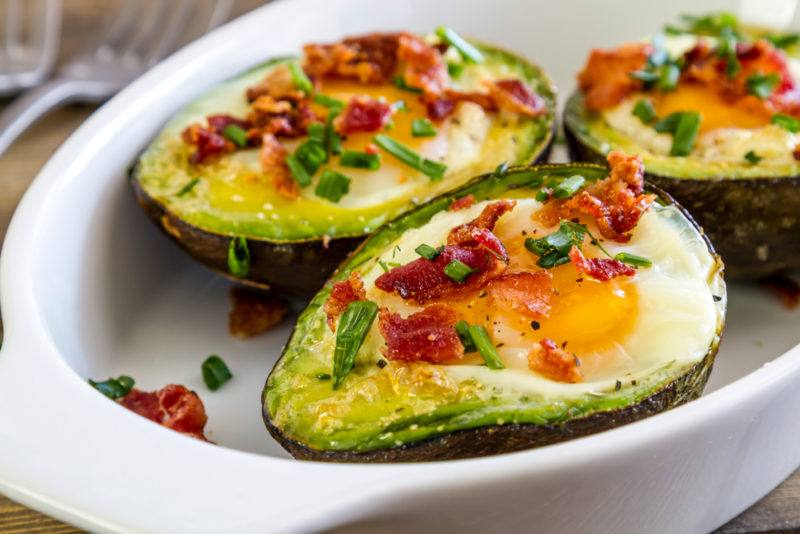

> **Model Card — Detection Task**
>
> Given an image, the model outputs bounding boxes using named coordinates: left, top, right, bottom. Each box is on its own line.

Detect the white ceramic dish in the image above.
left=1, top=0, right=800, bottom=532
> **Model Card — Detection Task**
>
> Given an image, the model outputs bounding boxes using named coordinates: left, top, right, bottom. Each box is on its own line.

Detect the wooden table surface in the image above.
left=0, top=1, right=798, bottom=532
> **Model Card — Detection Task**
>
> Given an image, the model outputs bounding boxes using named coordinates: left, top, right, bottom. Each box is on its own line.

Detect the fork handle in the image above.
left=0, top=78, right=114, bottom=157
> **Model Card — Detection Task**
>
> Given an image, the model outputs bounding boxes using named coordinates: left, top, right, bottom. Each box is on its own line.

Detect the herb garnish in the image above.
left=717, top=27, right=741, bottom=78
left=447, top=61, right=465, bottom=78
left=744, top=150, right=763, bottom=164
left=632, top=99, right=657, bottom=124
left=373, top=134, right=448, bottom=180
left=202, top=355, right=233, bottom=391
left=411, top=117, right=437, bottom=137
left=654, top=111, right=701, bottom=156
left=286, top=153, right=311, bottom=186
left=332, top=300, right=379, bottom=389
left=288, top=62, right=313, bottom=94
left=454, top=320, right=477, bottom=353
left=444, top=259, right=475, bottom=283
left=392, top=75, right=422, bottom=93
left=313, top=93, right=344, bottom=110
left=340, top=150, right=380, bottom=169
left=525, top=221, right=587, bottom=268
left=467, top=324, right=504, bottom=369
left=227, top=236, right=250, bottom=278
left=746, top=72, right=780, bottom=100
left=629, top=35, right=681, bottom=91
left=436, top=26, right=484, bottom=64
left=614, top=252, right=653, bottom=267
left=315, top=170, right=351, bottom=202
left=222, top=124, right=248, bottom=147
left=771, top=113, right=800, bottom=132
left=176, top=178, right=200, bottom=197
left=89, top=375, right=135, bottom=399
left=415, top=243, right=442, bottom=260
left=767, top=33, right=800, bottom=50
left=552, top=175, right=585, bottom=199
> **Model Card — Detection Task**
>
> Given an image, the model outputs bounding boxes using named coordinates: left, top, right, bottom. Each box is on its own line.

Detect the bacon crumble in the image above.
left=229, top=287, right=289, bottom=338
left=449, top=194, right=476, bottom=211
left=577, top=43, right=651, bottom=111
left=119, top=385, right=209, bottom=440
left=334, top=96, right=393, bottom=134
left=486, top=271, right=554, bottom=319
left=528, top=338, right=583, bottom=383
left=379, top=304, right=464, bottom=363
left=260, top=133, right=299, bottom=199
left=568, top=246, right=636, bottom=281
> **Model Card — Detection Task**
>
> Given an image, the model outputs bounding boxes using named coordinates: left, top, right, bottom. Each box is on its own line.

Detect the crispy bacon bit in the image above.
left=379, top=304, right=464, bottom=363
left=182, top=113, right=250, bottom=164
left=228, top=287, right=288, bottom=338
left=324, top=273, right=366, bottom=331
left=427, top=97, right=456, bottom=120
left=488, top=79, right=546, bottom=117
left=568, top=246, right=635, bottom=281
left=577, top=43, right=651, bottom=111
left=248, top=97, right=316, bottom=139
left=375, top=245, right=507, bottom=304
left=398, top=33, right=448, bottom=96
left=528, top=338, right=583, bottom=383
left=448, top=200, right=516, bottom=257
left=260, top=133, right=298, bottom=200
left=760, top=273, right=800, bottom=309
left=334, top=96, right=393, bottom=134
left=303, top=33, right=401, bottom=83
left=119, top=385, right=209, bottom=440
left=538, top=151, right=653, bottom=243
left=246, top=64, right=306, bottom=103
left=426, top=90, right=498, bottom=121
left=487, top=271, right=554, bottom=319
left=449, top=194, right=476, bottom=211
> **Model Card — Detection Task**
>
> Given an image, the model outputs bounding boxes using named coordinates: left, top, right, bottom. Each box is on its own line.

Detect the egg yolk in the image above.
left=652, top=84, right=772, bottom=133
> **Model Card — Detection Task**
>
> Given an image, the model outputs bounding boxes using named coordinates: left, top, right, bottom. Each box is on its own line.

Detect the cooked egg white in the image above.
left=360, top=199, right=724, bottom=397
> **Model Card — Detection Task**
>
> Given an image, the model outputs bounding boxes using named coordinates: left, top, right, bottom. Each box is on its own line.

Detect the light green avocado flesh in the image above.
left=133, top=43, right=555, bottom=241
left=264, top=165, right=724, bottom=453
left=564, top=92, right=800, bottom=180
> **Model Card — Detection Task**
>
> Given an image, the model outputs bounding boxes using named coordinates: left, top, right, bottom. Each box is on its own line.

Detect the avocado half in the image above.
left=563, top=91, right=800, bottom=280
left=131, top=42, right=557, bottom=297
left=262, top=163, right=726, bottom=462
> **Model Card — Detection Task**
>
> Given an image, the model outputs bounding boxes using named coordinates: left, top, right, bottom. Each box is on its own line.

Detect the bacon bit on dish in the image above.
left=379, top=304, right=464, bottom=363
left=228, top=287, right=289, bottom=338
left=487, top=271, right=554, bottom=319
left=246, top=64, right=307, bottom=103
left=182, top=114, right=250, bottom=164
left=568, top=246, right=635, bottom=281
left=398, top=33, right=449, bottom=96
left=324, top=273, right=367, bottom=331
left=448, top=199, right=516, bottom=257
left=119, top=385, right=209, bottom=440
left=488, top=79, right=547, bottom=117
left=449, top=194, right=476, bottom=211
left=577, top=43, right=651, bottom=111
left=426, top=90, right=498, bottom=121
left=260, top=133, right=299, bottom=199
left=528, top=338, right=583, bottom=383
left=760, top=273, right=800, bottom=309
left=334, top=96, right=393, bottom=134
left=248, top=96, right=317, bottom=139
left=538, top=151, right=653, bottom=243
left=303, top=32, right=402, bottom=83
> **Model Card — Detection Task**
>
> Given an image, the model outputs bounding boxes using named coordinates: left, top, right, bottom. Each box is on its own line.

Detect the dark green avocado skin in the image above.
left=261, top=163, right=724, bottom=462
left=130, top=137, right=554, bottom=297
left=263, top=352, right=713, bottom=462
left=563, top=92, right=800, bottom=280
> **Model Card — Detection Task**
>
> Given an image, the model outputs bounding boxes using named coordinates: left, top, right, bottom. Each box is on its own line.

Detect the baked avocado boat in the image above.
left=263, top=153, right=726, bottom=462
left=563, top=18, right=800, bottom=279
left=132, top=28, right=556, bottom=296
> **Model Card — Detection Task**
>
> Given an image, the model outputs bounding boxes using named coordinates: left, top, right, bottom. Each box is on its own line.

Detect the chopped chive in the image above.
left=552, top=175, right=586, bottom=199
left=392, top=75, right=422, bottom=93
left=746, top=72, right=780, bottom=100
left=632, top=99, right=657, bottom=124
left=285, top=153, right=312, bottom=187
left=443, top=259, right=475, bottom=283
left=411, top=117, right=437, bottom=137
left=467, top=325, right=504, bottom=369
left=767, top=33, right=800, bottom=49
left=373, top=134, right=448, bottom=180
left=436, top=26, right=484, bottom=63
left=525, top=221, right=587, bottom=268
left=657, top=63, right=680, bottom=91
left=222, top=124, right=248, bottom=147
left=315, top=373, right=331, bottom=380
left=415, top=243, right=441, bottom=260
left=771, top=113, right=800, bottom=133
left=315, top=170, right=351, bottom=202
left=332, top=301, right=379, bottom=389
left=294, top=139, right=328, bottom=175
left=288, top=62, right=313, bottom=94
left=744, top=150, right=763, bottom=164
left=176, top=178, right=200, bottom=197
left=307, top=122, right=326, bottom=146
left=340, top=150, right=381, bottom=170
left=447, top=61, right=465, bottom=78
left=535, top=251, right=571, bottom=269
left=614, top=252, right=653, bottom=268
left=202, top=355, right=232, bottom=391
left=669, top=112, right=701, bottom=157
left=89, top=375, right=135, bottom=399
left=325, top=110, right=342, bottom=156
left=717, top=27, right=741, bottom=78
left=454, top=320, right=476, bottom=353
left=313, top=93, right=344, bottom=109
left=378, top=260, right=390, bottom=273
left=227, top=236, right=250, bottom=278
left=535, top=188, right=551, bottom=202
left=494, top=161, right=509, bottom=177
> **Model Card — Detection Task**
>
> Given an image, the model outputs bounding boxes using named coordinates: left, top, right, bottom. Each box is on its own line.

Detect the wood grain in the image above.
left=0, top=1, right=797, bottom=532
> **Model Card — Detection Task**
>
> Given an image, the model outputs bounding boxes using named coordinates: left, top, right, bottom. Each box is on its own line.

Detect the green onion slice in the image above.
left=632, top=99, right=656, bottom=124
left=373, top=134, right=447, bottom=180
left=315, top=170, right=351, bottom=202
left=614, top=252, right=653, bottom=268
left=340, top=150, right=381, bottom=169
left=744, top=150, right=763, bottom=164
left=454, top=320, right=477, bottom=353
left=176, top=178, right=200, bottom=197
left=222, top=124, right=248, bottom=147
left=332, top=301, right=379, bottom=389
left=552, top=175, right=586, bottom=199
left=285, top=153, right=312, bottom=187
left=411, top=117, right=437, bottom=137
left=288, top=62, right=313, bottom=94
left=746, top=72, right=780, bottom=100
left=89, top=375, right=135, bottom=399
left=227, top=236, right=250, bottom=278
left=443, top=259, right=475, bottom=283
left=202, top=355, right=233, bottom=391
left=415, top=243, right=442, bottom=260
left=467, top=325, right=504, bottom=369
left=771, top=113, right=800, bottom=132
left=436, top=26, right=484, bottom=63
left=313, top=93, right=344, bottom=109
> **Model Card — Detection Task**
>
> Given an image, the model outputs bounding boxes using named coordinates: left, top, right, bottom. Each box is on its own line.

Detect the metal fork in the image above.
left=0, top=0, right=61, bottom=96
left=0, top=0, right=233, bottom=157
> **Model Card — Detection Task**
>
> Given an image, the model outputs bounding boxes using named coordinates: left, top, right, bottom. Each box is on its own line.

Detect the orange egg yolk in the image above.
left=652, top=84, right=772, bottom=133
